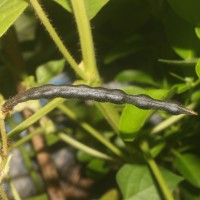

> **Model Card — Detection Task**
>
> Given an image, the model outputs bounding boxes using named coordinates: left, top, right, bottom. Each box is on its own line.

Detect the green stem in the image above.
left=94, top=103, right=120, bottom=133
left=9, top=179, right=21, bottom=200
left=71, top=0, right=120, bottom=131
left=150, top=115, right=184, bottom=135
left=19, top=146, right=44, bottom=192
left=29, top=0, right=120, bottom=133
left=8, top=128, right=44, bottom=152
left=71, top=0, right=101, bottom=85
left=58, top=132, right=114, bottom=161
left=7, top=98, right=65, bottom=139
left=58, top=104, right=123, bottom=158
left=29, top=0, right=86, bottom=80
left=140, top=141, right=174, bottom=200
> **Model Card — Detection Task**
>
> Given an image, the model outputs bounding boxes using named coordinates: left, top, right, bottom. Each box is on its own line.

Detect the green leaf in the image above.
left=119, top=89, right=168, bottom=141
left=0, top=0, right=28, bottom=37
left=86, top=158, right=111, bottom=180
left=167, top=0, right=200, bottom=25
left=150, top=142, right=166, bottom=158
left=53, top=0, right=109, bottom=20
left=36, top=59, right=65, bottom=84
left=174, top=152, right=200, bottom=188
left=100, top=188, right=119, bottom=200
left=87, top=158, right=110, bottom=174
left=116, top=164, right=183, bottom=200
left=195, top=26, right=200, bottom=40
left=85, top=0, right=109, bottom=20
left=77, top=151, right=94, bottom=163
left=158, top=59, right=197, bottom=67
left=191, top=90, right=200, bottom=102
left=25, top=193, right=49, bottom=200
left=164, top=9, right=200, bottom=60
left=172, top=83, right=193, bottom=94
left=120, top=106, right=151, bottom=141
left=53, top=0, right=72, bottom=12
left=115, top=70, right=158, bottom=87
left=195, top=59, right=200, bottom=79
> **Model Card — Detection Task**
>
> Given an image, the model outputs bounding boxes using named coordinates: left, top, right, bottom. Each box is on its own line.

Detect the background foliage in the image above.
left=0, top=0, right=200, bottom=199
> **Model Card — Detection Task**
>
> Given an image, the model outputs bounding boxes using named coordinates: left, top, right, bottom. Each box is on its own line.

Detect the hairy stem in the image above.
left=29, top=0, right=86, bottom=80
left=71, top=0, right=101, bottom=85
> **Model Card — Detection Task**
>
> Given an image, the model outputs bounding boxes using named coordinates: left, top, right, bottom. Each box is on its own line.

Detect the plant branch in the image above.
left=58, top=104, right=123, bottom=158
left=58, top=132, right=114, bottom=161
left=8, top=128, right=44, bottom=152
left=29, top=0, right=86, bottom=80
left=7, top=98, right=65, bottom=139
left=140, top=141, right=174, bottom=200
left=71, top=0, right=101, bottom=85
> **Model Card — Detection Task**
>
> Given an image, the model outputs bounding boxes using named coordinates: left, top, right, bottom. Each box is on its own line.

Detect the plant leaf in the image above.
left=0, top=0, right=28, bottom=37
left=53, top=0, right=109, bottom=20
left=100, top=188, right=119, bottom=200
left=119, top=89, right=168, bottom=141
left=53, top=0, right=72, bottom=12
left=195, top=59, right=200, bottom=79
left=167, top=0, right=200, bottom=25
left=115, top=70, right=158, bottom=87
left=164, top=9, right=200, bottom=60
left=195, top=26, right=200, bottom=40
left=174, top=152, right=200, bottom=188
left=116, top=164, right=183, bottom=200
left=36, top=59, right=65, bottom=84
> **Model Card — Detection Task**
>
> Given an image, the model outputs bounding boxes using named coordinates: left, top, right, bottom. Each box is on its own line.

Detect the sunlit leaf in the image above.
left=53, top=0, right=109, bottom=19
left=120, top=106, right=151, bottom=141
left=0, top=0, right=28, bottom=37
left=53, top=0, right=71, bottom=12
left=119, top=89, right=168, bottom=141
